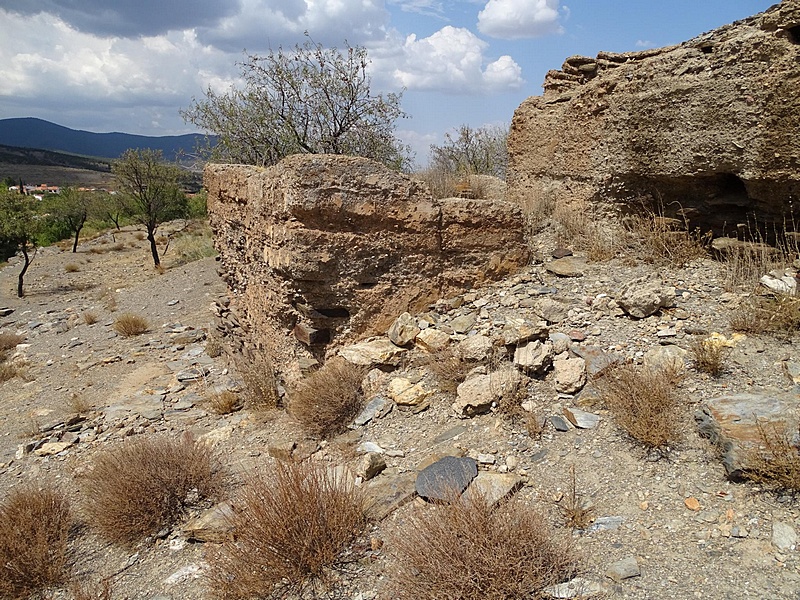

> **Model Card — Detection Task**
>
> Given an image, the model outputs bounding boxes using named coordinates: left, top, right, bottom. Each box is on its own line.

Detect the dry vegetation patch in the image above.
left=288, top=357, right=367, bottom=438
left=689, top=338, right=730, bottom=377
left=597, top=364, right=682, bottom=453
left=743, top=421, right=800, bottom=494
left=730, top=293, right=800, bottom=336
left=206, top=461, right=366, bottom=600
left=82, top=435, right=221, bottom=545
left=112, top=313, right=149, bottom=337
left=389, top=493, right=578, bottom=600
left=207, top=390, right=242, bottom=415
left=0, top=485, right=73, bottom=599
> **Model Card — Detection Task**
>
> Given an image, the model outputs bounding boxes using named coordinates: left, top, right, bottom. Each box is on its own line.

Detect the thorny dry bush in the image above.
left=743, top=421, right=800, bottom=495
left=389, top=492, right=578, bottom=600
left=112, top=313, right=150, bottom=337
left=82, top=434, right=222, bottom=546
left=730, top=293, right=800, bottom=337
left=0, top=485, right=73, bottom=599
left=416, top=347, right=473, bottom=394
left=206, top=461, right=366, bottom=600
left=289, top=357, right=367, bottom=439
left=558, top=465, right=595, bottom=531
left=596, top=364, right=682, bottom=454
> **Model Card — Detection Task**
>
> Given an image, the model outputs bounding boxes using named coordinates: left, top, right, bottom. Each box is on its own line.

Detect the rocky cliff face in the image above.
left=508, top=0, right=800, bottom=236
left=205, top=154, right=528, bottom=383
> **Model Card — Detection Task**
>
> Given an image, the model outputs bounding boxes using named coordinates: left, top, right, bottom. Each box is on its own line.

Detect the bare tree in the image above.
left=429, top=124, right=509, bottom=179
left=181, top=36, right=411, bottom=170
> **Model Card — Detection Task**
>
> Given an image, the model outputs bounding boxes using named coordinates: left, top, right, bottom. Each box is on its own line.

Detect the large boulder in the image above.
left=508, top=1, right=800, bottom=236
left=206, top=155, right=528, bottom=383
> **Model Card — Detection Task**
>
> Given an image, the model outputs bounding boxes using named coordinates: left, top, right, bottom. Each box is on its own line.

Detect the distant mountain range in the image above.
left=0, top=117, right=212, bottom=161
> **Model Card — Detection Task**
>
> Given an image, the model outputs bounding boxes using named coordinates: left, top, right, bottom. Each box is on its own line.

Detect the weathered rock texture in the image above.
left=508, top=0, right=800, bottom=235
left=206, top=154, right=528, bottom=382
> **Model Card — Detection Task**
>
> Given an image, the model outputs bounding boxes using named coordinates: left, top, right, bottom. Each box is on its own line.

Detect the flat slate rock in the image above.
left=462, top=472, right=522, bottom=508
left=415, top=456, right=478, bottom=502
left=545, top=256, right=585, bottom=277
left=696, top=391, right=799, bottom=479
left=364, top=471, right=417, bottom=520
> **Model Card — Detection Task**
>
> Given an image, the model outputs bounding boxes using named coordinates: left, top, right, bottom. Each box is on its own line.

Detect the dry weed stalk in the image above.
left=83, top=434, right=221, bottom=545
left=0, top=485, right=72, bottom=599
left=389, top=492, right=578, bottom=600
left=743, top=420, right=800, bottom=494
left=597, top=364, right=681, bottom=452
left=419, top=347, right=472, bottom=394
left=237, top=349, right=280, bottom=410
left=112, top=313, right=149, bottom=337
left=626, top=211, right=705, bottom=266
left=206, top=461, right=366, bottom=600
left=289, top=357, right=367, bottom=438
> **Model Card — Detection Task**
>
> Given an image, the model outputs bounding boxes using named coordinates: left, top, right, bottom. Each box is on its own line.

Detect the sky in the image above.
left=0, top=0, right=777, bottom=167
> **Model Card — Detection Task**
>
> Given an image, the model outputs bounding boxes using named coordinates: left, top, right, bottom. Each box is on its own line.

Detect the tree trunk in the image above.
left=17, top=246, right=30, bottom=298
left=147, top=228, right=161, bottom=267
left=72, top=225, right=82, bottom=253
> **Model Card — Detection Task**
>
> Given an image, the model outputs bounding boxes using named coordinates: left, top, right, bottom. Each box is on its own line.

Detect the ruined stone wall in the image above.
left=206, top=154, right=528, bottom=384
left=508, top=0, right=800, bottom=235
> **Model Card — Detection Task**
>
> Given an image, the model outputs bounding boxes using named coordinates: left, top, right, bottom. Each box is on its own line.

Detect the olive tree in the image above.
left=0, top=189, right=42, bottom=297
left=113, top=149, right=187, bottom=268
left=429, top=124, right=509, bottom=179
left=181, top=37, right=411, bottom=170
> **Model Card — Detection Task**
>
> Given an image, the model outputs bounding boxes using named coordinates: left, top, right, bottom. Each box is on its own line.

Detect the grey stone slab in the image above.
left=415, top=456, right=478, bottom=502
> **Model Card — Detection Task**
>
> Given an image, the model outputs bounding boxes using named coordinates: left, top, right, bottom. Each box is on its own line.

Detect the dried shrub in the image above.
left=134, top=231, right=146, bottom=241
left=70, top=579, right=114, bottom=600
left=82, top=311, right=99, bottom=325
left=730, top=294, right=800, bottom=336
left=419, top=348, right=472, bottom=394
left=205, top=335, right=224, bottom=358
left=553, top=200, right=618, bottom=262
left=112, top=313, right=149, bottom=337
left=64, top=263, right=81, bottom=273
left=597, top=364, right=681, bottom=452
left=0, top=363, right=16, bottom=383
left=109, top=242, right=125, bottom=252
left=207, top=390, right=242, bottom=415
left=82, top=434, right=221, bottom=545
left=626, top=212, right=706, bottom=266
left=0, top=332, right=23, bottom=353
left=389, top=493, right=578, bottom=600
left=288, top=357, right=366, bottom=438
left=689, top=338, right=730, bottom=377
left=743, top=421, right=800, bottom=494
left=89, top=246, right=107, bottom=255
left=0, top=485, right=72, bottom=599
left=206, top=461, right=366, bottom=600
left=238, top=349, right=280, bottom=410
left=68, top=392, right=92, bottom=415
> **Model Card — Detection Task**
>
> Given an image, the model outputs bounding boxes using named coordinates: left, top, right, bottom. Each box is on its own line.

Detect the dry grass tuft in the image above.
left=207, top=390, right=242, bottom=415
left=0, top=485, right=73, bottom=599
left=596, top=364, right=681, bottom=453
left=206, top=461, right=366, bottom=600
left=0, top=363, right=16, bottom=383
left=558, top=465, right=595, bottom=530
left=68, top=392, right=93, bottom=415
left=689, top=338, right=730, bottom=377
left=82, top=311, right=99, bottom=325
left=743, top=421, right=800, bottom=494
left=64, top=262, right=81, bottom=273
left=626, top=212, right=706, bottom=266
left=288, top=357, right=367, bottom=439
left=553, top=200, right=618, bottom=262
left=205, top=335, right=224, bottom=358
left=112, top=313, right=149, bottom=337
left=389, top=492, right=578, bottom=600
left=730, top=293, right=800, bottom=336
left=69, top=579, right=114, bottom=600
left=82, top=434, right=221, bottom=545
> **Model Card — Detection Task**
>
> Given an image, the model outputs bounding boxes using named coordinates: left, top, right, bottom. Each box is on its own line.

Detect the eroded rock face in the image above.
left=206, top=154, right=528, bottom=383
left=508, top=1, right=800, bottom=235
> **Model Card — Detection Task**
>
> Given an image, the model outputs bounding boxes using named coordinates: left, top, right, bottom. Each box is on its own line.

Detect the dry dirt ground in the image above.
left=1, top=220, right=800, bottom=599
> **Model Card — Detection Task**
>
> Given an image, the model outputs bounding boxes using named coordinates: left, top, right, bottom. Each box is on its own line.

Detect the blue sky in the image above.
left=0, top=0, right=775, bottom=167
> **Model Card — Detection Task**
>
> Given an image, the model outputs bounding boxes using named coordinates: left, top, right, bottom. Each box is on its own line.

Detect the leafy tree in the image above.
left=113, top=149, right=187, bottom=268
left=0, top=189, right=43, bottom=297
left=42, top=187, right=94, bottom=252
left=181, top=37, right=411, bottom=170
left=429, top=124, right=509, bottom=179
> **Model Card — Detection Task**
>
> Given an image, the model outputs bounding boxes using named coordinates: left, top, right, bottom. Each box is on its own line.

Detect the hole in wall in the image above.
left=786, top=25, right=800, bottom=44
left=314, top=307, right=350, bottom=319
left=699, top=44, right=713, bottom=54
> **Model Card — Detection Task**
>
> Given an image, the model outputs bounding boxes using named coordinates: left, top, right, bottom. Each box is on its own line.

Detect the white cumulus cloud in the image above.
left=387, top=26, right=523, bottom=93
left=477, top=0, right=564, bottom=39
